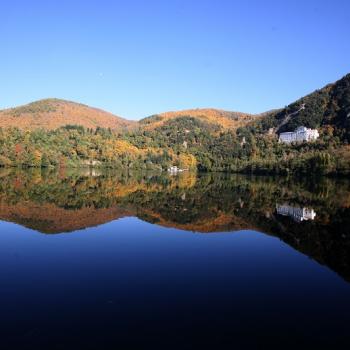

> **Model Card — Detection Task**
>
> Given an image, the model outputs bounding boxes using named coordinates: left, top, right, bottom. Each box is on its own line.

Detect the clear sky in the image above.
left=1, top=0, right=349, bottom=120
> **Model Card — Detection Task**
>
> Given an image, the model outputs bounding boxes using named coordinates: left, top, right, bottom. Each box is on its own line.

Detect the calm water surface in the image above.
left=0, top=169, right=350, bottom=349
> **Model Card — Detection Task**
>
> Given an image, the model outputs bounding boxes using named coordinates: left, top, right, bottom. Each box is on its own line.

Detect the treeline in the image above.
left=0, top=114, right=350, bottom=176
left=0, top=126, right=196, bottom=171
left=124, top=116, right=350, bottom=176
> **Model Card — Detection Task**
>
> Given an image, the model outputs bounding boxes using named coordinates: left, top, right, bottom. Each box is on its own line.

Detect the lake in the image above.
left=1, top=168, right=350, bottom=349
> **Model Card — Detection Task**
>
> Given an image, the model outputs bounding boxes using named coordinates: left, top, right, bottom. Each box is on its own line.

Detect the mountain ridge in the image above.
left=1, top=73, right=349, bottom=133
left=0, top=73, right=349, bottom=175
left=139, top=108, right=258, bottom=130
left=256, top=73, right=350, bottom=136
left=0, top=98, right=258, bottom=132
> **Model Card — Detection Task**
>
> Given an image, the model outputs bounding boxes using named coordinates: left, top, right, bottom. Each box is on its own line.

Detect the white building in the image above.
left=279, top=126, right=319, bottom=144
left=276, top=204, right=316, bottom=223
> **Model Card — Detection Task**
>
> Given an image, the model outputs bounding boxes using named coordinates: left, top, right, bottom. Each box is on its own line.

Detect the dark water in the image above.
left=1, top=169, right=350, bottom=349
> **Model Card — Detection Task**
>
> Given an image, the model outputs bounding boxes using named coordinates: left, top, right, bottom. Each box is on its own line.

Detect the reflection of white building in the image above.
left=168, top=166, right=183, bottom=174
left=279, top=126, right=319, bottom=143
left=276, top=204, right=316, bottom=222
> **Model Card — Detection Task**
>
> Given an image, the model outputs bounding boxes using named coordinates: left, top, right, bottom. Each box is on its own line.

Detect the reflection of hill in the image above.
left=0, top=201, right=131, bottom=233
left=0, top=169, right=350, bottom=281
left=138, top=209, right=255, bottom=233
left=0, top=169, right=199, bottom=233
left=261, top=208, right=350, bottom=282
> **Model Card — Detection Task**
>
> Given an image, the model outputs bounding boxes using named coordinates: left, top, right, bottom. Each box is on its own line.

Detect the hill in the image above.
left=257, top=73, right=350, bottom=140
left=139, top=108, right=257, bottom=130
left=0, top=98, right=135, bottom=131
left=0, top=73, right=349, bottom=175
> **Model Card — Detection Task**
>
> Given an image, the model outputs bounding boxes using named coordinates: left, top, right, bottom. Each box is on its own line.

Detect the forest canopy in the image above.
left=0, top=74, right=350, bottom=176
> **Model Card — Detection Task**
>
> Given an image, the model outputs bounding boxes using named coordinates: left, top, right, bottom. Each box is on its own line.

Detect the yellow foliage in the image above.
left=142, top=108, right=256, bottom=131
left=33, top=150, right=42, bottom=167
left=178, top=153, right=197, bottom=170
left=113, top=140, right=143, bottom=156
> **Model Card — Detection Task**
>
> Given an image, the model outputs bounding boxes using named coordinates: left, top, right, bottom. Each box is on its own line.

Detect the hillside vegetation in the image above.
left=255, top=73, right=350, bottom=140
left=0, top=73, right=350, bottom=176
left=0, top=125, right=197, bottom=171
left=0, top=98, right=135, bottom=131
left=140, top=108, right=257, bottom=130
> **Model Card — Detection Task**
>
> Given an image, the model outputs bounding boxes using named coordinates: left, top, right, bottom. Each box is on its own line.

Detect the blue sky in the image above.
left=1, top=0, right=349, bottom=120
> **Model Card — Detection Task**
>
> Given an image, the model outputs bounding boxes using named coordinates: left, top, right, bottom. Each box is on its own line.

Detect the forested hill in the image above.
left=1, top=74, right=349, bottom=136
left=256, top=73, right=350, bottom=140
left=0, top=73, right=350, bottom=175
left=0, top=98, right=135, bottom=131
left=120, top=73, right=350, bottom=175
left=139, top=108, right=257, bottom=130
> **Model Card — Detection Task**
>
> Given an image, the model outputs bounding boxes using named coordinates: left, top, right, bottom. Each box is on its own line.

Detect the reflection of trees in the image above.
left=1, top=168, right=350, bottom=281
left=0, top=169, right=349, bottom=231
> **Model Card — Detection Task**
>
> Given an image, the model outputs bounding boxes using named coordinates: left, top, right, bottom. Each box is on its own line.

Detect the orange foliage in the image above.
left=0, top=99, right=135, bottom=131
left=142, top=108, right=257, bottom=130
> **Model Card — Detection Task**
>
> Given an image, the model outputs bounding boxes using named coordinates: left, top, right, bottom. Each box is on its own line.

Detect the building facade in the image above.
left=279, top=126, right=319, bottom=143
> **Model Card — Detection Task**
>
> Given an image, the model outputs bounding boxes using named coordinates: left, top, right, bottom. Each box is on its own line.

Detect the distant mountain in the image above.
left=139, top=108, right=257, bottom=130
left=0, top=98, right=135, bottom=131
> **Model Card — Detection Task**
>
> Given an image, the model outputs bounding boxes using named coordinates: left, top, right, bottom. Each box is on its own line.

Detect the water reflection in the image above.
left=0, top=168, right=350, bottom=282
left=276, top=204, right=316, bottom=222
